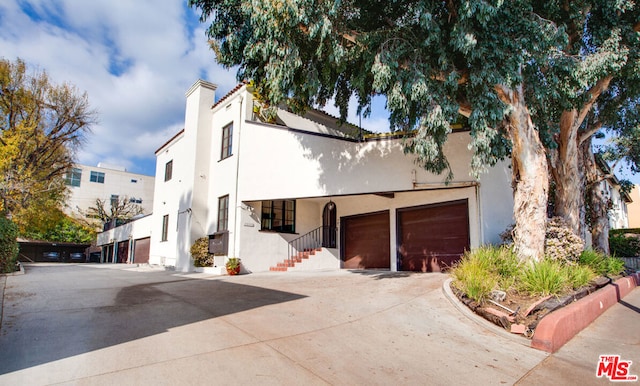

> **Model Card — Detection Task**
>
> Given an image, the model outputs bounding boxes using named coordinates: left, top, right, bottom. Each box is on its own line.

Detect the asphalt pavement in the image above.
left=0, top=263, right=637, bottom=385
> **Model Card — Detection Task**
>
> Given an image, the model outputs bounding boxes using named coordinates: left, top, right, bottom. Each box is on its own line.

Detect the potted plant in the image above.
left=226, top=257, right=241, bottom=275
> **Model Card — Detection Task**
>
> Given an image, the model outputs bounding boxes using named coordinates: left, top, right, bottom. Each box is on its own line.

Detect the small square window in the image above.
left=65, top=168, right=82, bottom=187
left=90, top=171, right=105, bottom=183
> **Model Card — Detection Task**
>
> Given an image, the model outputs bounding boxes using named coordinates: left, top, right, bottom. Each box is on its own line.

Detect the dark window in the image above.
left=261, top=200, right=295, bottom=233
left=217, top=195, right=229, bottom=232
left=165, top=160, right=173, bottom=182
left=131, top=179, right=138, bottom=183
left=161, top=215, right=169, bottom=241
left=221, top=123, right=233, bottom=160
left=129, top=197, right=143, bottom=204
left=65, top=168, right=82, bottom=187
left=90, top=171, right=105, bottom=183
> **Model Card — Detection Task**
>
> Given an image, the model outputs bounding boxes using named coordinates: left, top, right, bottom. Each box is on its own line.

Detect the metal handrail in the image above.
left=287, top=226, right=338, bottom=266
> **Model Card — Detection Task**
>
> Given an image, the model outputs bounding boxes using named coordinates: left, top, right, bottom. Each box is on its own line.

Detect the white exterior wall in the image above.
left=129, top=81, right=515, bottom=273
left=150, top=133, right=185, bottom=267
left=65, top=164, right=154, bottom=218
left=607, top=180, right=629, bottom=229
left=97, top=215, right=153, bottom=246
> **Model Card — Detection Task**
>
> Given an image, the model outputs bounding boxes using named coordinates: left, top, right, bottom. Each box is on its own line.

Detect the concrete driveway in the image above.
left=0, top=263, right=614, bottom=385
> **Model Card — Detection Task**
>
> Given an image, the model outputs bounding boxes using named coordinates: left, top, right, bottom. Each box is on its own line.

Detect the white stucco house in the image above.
left=97, top=79, right=516, bottom=273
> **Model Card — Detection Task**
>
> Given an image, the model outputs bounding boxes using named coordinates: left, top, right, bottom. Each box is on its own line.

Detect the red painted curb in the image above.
left=531, top=272, right=640, bottom=353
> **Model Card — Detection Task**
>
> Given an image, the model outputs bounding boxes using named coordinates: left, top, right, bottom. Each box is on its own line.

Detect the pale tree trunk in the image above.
left=581, top=137, right=610, bottom=254
left=496, top=85, right=548, bottom=263
left=552, top=110, right=583, bottom=236
left=551, top=77, right=612, bottom=242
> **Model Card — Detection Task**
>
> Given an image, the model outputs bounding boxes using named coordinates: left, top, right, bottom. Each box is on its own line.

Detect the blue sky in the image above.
left=0, top=0, right=637, bottom=186
left=0, top=0, right=390, bottom=177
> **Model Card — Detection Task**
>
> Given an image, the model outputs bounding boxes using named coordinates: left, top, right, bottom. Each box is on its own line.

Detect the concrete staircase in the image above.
left=269, top=248, right=322, bottom=272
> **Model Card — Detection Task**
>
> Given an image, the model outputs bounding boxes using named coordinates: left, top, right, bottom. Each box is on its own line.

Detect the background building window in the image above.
left=217, top=195, right=229, bottom=231
left=165, top=160, right=173, bottom=181
left=220, top=123, right=233, bottom=160
left=65, top=168, right=82, bottom=187
left=261, top=200, right=295, bottom=233
left=90, top=171, right=105, bottom=183
left=161, top=215, right=169, bottom=241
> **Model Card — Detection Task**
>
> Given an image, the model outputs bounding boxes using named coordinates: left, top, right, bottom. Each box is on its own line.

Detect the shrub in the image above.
left=544, top=217, right=584, bottom=263
left=501, top=217, right=584, bottom=263
left=190, top=237, right=214, bottom=267
left=518, top=259, right=568, bottom=296
left=0, top=217, right=19, bottom=273
left=609, top=234, right=640, bottom=257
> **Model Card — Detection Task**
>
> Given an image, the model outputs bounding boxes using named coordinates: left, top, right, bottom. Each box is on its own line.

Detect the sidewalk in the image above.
left=516, top=285, right=640, bottom=384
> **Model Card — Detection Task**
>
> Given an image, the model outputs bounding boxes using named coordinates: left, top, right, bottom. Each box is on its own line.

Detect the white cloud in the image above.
left=0, top=0, right=392, bottom=178
left=0, top=0, right=237, bottom=176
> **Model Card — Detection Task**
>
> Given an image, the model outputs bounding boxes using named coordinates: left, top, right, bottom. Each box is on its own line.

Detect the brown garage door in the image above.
left=342, top=211, right=390, bottom=269
left=397, top=199, right=469, bottom=272
left=133, top=237, right=150, bottom=264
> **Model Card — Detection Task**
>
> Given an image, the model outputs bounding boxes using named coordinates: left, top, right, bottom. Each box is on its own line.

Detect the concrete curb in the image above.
left=531, top=272, right=640, bottom=353
left=442, top=278, right=533, bottom=348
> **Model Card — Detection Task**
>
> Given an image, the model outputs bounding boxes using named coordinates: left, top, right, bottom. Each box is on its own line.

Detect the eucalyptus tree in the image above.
left=190, top=0, right=636, bottom=262
left=526, top=1, right=640, bottom=243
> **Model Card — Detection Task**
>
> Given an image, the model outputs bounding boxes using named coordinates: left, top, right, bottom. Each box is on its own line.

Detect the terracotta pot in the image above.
left=226, top=266, right=240, bottom=275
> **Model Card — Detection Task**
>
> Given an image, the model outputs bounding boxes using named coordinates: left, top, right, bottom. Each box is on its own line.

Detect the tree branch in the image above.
left=579, top=121, right=602, bottom=145
left=575, top=76, right=613, bottom=132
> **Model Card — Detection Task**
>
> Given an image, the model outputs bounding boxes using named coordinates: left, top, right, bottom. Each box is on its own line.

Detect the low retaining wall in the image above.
left=531, top=272, right=640, bottom=353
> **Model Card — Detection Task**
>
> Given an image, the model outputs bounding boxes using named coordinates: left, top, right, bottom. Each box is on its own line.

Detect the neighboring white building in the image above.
left=595, top=157, right=632, bottom=230
left=98, top=79, right=516, bottom=273
left=64, top=163, right=155, bottom=223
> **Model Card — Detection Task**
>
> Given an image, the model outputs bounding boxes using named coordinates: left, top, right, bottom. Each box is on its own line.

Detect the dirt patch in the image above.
left=451, top=276, right=614, bottom=337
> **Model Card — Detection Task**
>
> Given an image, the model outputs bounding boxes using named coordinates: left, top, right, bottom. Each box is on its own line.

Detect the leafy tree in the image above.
left=191, top=0, right=640, bottom=262
left=84, top=196, right=144, bottom=230
left=0, top=217, right=19, bottom=273
left=0, top=58, right=97, bottom=228
left=21, top=211, right=95, bottom=244
left=191, top=0, right=574, bottom=262
left=525, top=2, right=640, bottom=244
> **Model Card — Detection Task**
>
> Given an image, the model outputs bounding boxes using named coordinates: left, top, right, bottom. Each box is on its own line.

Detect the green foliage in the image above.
left=609, top=234, right=640, bottom=257
left=0, top=58, right=96, bottom=228
left=190, top=237, right=214, bottom=267
left=0, top=217, right=19, bottom=273
left=565, top=265, right=597, bottom=290
left=451, top=246, right=521, bottom=302
left=21, top=213, right=95, bottom=244
left=579, top=249, right=626, bottom=277
left=452, top=246, right=624, bottom=300
left=226, top=257, right=240, bottom=269
left=518, top=259, right=568, bottom=296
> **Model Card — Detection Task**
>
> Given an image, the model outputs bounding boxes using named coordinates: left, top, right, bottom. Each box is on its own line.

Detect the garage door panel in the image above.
left=398, top=200, right=469, bottom=272
left=133, top=237, right=150, bottom=264
left=342, top=211, right=390, bottom=269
